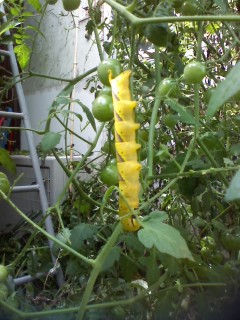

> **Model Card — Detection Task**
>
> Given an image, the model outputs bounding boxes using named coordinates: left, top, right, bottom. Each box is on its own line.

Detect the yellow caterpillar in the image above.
left=110, top=71, right=141, bottom=232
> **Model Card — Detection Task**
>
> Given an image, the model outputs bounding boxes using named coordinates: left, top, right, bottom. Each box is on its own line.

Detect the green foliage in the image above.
left=1, top=0, right=240, bottom=319
left=0, top=148, right=16, bottom=174
left=138, top=211, right=194, bottom=260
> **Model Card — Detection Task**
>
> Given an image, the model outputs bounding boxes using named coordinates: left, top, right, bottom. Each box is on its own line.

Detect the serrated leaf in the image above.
left=40, top=132, right=61, bottom=152
left=138, top=213, right=194, bottom=260
left=101, top=246, right=121, bottom=271
left=14, top=43, right=31, bottom=69
left=207, top=62, right=240, bottom=120
left=70, top=223, right=98, bottom=252
left=224, top=170, right=240, bottom=201
left=0, top=148, right=16, bottom=174
left=166, top=99, right=195, bottom=124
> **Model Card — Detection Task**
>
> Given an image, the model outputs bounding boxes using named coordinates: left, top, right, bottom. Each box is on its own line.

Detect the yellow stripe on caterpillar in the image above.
left=115, top=142, right=141, bottom=162
left=110, top=70, right=132, bottom=102
left=117, top=162, right=142, bottom=182
left=114, top=100, right=137, bottom=122
left=115, top=121, right=140, bottom=142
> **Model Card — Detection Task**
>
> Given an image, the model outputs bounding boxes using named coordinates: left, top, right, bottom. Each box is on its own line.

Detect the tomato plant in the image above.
left=98, top=86, right=112, bottom=97
left=46, top=0, right=58, bottom=5
left=0, top=265, right=8, bottom=282
left=158, top=78, right=180, bottom=98
left=0, top=172, right=10, bottom=198
left=100, top=163, right=119, bottom=186
left=62, top=0, right=80, bottom=11
left=97, top=59, right=122, bottom=86
left=92, top=95, right=114, bottom=122
left=183, top=61, right=207, bottom=84
left=180, top=1, right=200, bottom=15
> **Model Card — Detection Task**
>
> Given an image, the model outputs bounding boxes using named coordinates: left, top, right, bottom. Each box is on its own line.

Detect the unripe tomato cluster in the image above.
left=46, top=0, right=81, bottom=12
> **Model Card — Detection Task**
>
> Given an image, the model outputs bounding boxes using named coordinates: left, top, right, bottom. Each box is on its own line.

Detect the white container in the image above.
left=0, top=155, right=84, bottom=231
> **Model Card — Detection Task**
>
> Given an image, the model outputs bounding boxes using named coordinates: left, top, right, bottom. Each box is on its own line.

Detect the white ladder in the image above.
left=0, top=8, right=64, bottom=287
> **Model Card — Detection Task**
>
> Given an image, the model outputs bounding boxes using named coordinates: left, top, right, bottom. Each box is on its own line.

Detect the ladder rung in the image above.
left=12, top=184, right=40, bottom=193
left=0, top=49, right=11, bottom=57
left=0, top=110, right=24, bottom=119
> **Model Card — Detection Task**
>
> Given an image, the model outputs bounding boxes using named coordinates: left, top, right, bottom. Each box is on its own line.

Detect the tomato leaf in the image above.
left=224, top=170, right=240, bottom=201
left=206, top=62, right=240, bottom=120
left=0, top=148, right=16, bottom=174
left=138, top=212, right=194, bottom=260
left=75, top=100, right=96, bottom=132
left=101, top=246, right=121, bottom=271
left=166, top=99, right=195, bottom=124
left=70, top=223, right=98, bottom=251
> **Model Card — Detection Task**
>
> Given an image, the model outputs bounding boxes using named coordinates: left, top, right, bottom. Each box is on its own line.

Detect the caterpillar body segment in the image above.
left=114, top=101, right=137, bottom=122
left=115, top=142, right=141, bottom=162
left=110, top=70, right=141, bottom=232
left=114, top=121, right=140, bottom=142
left=111, top=70, right=132, bottom=102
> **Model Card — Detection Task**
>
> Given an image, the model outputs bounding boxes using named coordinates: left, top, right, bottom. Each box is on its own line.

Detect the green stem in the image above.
left=148, top=165, right=240, bottom=180
left=44, top=67, right=97, bottom=133
left=104, top=0, right=240, bottom=24
left=88, top=0, right=104, bottom=61
left=76, top=222, right=123, bottom=320
left=147, top=46, right=161, bottom=177
left=197, top=138, right=229, bottom=187
left=0, top=191, right=94, bottom=267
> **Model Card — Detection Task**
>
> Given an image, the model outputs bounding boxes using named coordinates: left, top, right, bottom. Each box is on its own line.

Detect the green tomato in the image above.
left=97, top=59, right=122, bottom=86
left=158, top=78, right=180, bottom=98
left=162, top=114, right=179, bottom=129
left=100, top=164, right=119, bottom=186
left=0, top=172, right=10, bottom=198
left=0, top=265, right=8, bottom=282
left=98, top=86, right=112, bottom=97
left=62, top=0, right=80, bottom=11
left=221, top=232, right=240, bottom=251
left=183, top=61, right=206, bottom=84
left=144, top=24, right=169, bottom=47
left=180, top=1, right=200, bottom=15
left=101, top=140, right=116, bottom=156
left=46, top=0, right=58, bottom=4
left=92, top=95, right=114, bottom=122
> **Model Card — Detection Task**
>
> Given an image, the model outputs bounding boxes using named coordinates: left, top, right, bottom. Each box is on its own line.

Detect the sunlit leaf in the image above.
left=206, top=62, right=240, bottom=120
left=225, top=170, right=240, bottom=201
left=14, top=43, right=31, bottom=69
left=138, top=212, right=194, bottom=260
